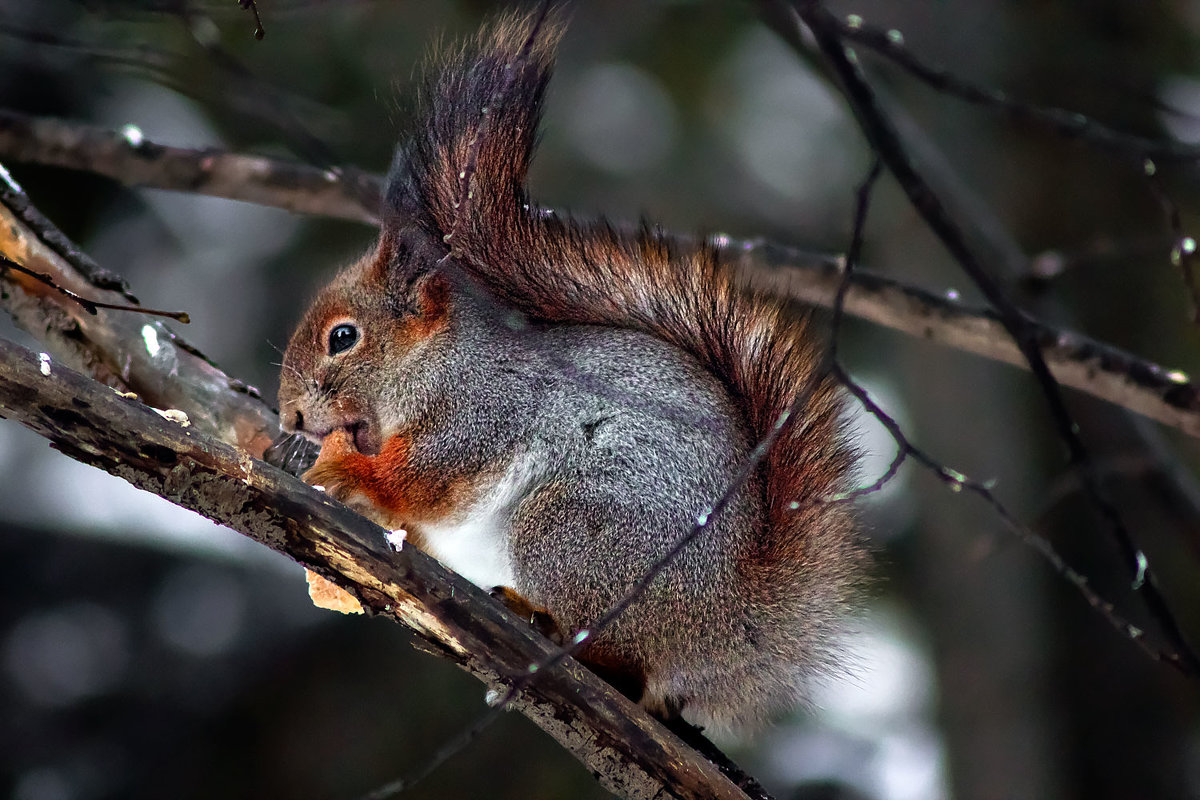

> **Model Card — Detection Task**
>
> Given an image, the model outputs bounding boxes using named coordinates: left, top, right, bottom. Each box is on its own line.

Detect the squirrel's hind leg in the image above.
left=489, top=585, right=564, bottom=645
left=573, top=642, right=654, bottom=709
left=489, top=585, right=657, bottom=708
left=503, top=480, right=703, bottom=719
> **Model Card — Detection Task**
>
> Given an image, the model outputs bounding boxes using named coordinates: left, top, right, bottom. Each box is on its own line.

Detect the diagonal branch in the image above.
left=813, top=8, right=1200, bottom=327
left=1, top=109, right=1198, bottom=440
left=825, top=163, right=1191, bottom=673
left=0, top=110, right=380, bottom=223
left=0, top=337, right=750, bottom=800
left=790, top=0, right=1200, bottom=674
left=0, top=163, right=279, bottom=453
left=737, top=240, right=1200, bottom=438
left=0, top=171, right=760, bottom=799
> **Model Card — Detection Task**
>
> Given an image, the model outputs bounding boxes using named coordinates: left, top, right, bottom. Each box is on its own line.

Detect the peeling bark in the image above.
left=0, top=337, right=757, bottom=800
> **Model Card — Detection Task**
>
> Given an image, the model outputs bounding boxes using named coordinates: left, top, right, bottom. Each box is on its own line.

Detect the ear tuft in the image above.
left=381, top=226, right=451, bottom=306
left=383, top=7, right=565, bottom=244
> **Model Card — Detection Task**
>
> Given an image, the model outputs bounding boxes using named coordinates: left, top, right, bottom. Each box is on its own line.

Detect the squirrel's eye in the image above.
left=328, top=323, right=359, bottom=356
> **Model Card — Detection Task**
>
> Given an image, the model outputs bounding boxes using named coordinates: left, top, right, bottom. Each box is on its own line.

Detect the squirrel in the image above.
left=277, top=10, right=864, bottom=730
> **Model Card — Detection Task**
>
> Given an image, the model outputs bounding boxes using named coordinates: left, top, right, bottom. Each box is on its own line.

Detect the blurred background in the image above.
left=2, top=1, right=1200, bottom=798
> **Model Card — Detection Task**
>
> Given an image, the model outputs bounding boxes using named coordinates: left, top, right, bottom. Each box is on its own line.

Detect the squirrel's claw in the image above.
left=263, top=430, right=319, bottom=477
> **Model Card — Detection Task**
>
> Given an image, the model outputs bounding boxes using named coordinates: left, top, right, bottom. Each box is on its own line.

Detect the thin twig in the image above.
left=808, top=8, right=1200, bottom=325
left=833, top=359, right=1185, bottom=668
left=238, top=0, right=266, bottom=40
left=1, top=254, right=190, bottom=322
left=3, top=111, right=1199, bottom=437
left=1142, top=162, right=1200, bottom=324
left=791, top=0, right=1200, bottom=675
left=830, top=12, right=1200, bottom=163
left=0, top=17, right=340, bottom=170
left=825, top=163, right=1188, bottom=673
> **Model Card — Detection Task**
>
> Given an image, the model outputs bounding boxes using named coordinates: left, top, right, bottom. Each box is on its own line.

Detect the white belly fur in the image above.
left=417, top=455, right=537, bottom=590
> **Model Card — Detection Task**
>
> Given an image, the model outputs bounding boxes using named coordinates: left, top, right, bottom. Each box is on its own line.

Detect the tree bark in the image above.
left=2, top=112, right=1198, bottom=439
left=0, top=156, right=765, bottom=800
left=0, top=336, right=759, bottom=800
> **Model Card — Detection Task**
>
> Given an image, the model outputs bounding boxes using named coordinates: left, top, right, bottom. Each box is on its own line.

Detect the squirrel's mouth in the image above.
left=301, top=415, right=382, bottom=456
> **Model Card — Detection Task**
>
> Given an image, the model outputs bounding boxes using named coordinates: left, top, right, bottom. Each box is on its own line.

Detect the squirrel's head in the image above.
left=278, top=226, right=451, bottom=456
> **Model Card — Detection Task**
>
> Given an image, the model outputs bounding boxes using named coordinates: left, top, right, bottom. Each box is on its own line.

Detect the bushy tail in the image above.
left=389, top=9, right=864, bottom=665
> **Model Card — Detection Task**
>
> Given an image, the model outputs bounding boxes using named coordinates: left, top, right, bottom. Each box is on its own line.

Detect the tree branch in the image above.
left=1, top=109, right=1197, bottom=440
left=789, top=0, right=1200, bottom=673
left=0, top=109, right=380, bottom=224
left=0, top=165, right=279, bottom=452
left=829, top=13, right=1200, bottom=163
left=0, top=167, right=768, bottom=798
left=737, top=240, right=1200, bottom=437
left=0, top=336, right=753, bottom=800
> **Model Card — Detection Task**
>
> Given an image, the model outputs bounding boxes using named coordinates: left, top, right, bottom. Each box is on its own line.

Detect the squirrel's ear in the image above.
left=366, top=224, right=448, bottom=305
left=357, top=226, right=403, bottom=289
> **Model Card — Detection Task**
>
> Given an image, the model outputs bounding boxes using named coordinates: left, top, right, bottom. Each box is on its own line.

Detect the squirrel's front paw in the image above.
left=302, top=429, right=360, bottom=500
left=302, top=429, right=400, bottom=529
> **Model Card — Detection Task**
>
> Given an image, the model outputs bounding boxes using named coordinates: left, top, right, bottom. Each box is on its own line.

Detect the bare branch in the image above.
left=735, top=240, right=1200, bottom=437
left=0, top=111, right=380, bottom=224
left=826, top=163, right=1190, bottom=673
left=1143, top=164, right=1200, bottom=325
left=0, top=337, right=751, bottom=800
left=828, top=11, right=1200, bottom=163
left=0, top=165, right=278, bottom=453
left=0, top=16, right=341, bottom=169
left=0, top=254, right=190, bottom=322
left=790, top=0, right=1200, bottom=674
left=2, top=110, right=1198, bottom=440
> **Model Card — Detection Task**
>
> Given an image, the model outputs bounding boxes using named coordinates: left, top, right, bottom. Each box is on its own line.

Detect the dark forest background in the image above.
left=2, top=1, right=1200, bottom=798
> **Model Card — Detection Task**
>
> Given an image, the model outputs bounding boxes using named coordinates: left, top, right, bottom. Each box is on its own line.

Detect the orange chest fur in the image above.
left=311, top=430, right=529, bottom=589
left=330, top=434, right=479, bottom=523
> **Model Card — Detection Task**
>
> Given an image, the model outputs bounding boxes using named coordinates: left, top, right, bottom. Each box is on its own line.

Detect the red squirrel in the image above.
left=277, top=11, right=864, bottom=729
